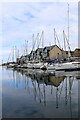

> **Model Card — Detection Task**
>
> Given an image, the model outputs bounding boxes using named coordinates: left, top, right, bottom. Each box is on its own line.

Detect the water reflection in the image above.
left=2, top=67, right=79, bottom=118
left=8, top=69, right=76, bottom=107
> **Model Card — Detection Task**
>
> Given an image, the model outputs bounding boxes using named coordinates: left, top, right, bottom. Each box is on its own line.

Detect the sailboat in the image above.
left=41, top=4, right=80, bottom=71
left=40, top=28, right=62, bottom=71
left=45, top=32, right=80, bottom=71
left=54, top=4, right=80, bottom=72
left=7, top=46, right=18, bottom=68
left=52, top=30, right=80, bottom=71
left=32, top=61, right=44, bottom=69
left=28, top=31, right=45, bottom=69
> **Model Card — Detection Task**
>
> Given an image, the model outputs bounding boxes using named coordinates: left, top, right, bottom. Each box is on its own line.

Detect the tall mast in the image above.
left=68, top=3, right=69, bottom=43
left=15, top=46, right=17, bottom=61
left=63, top=30, right=71, bottom=57
left=42, top=30, right=44, bottom=48
left=37, top=33, right=39, bottom=49
left=63, top=30, right=66, bottom=51
left=32, top=34, right=34, bottom=51
left=7, top=50, right=11, bottom=63
left=54, top=28, right=61, bottom=49
left=12, top=46, right=14, bottom=62
left=25, top=40, right=26, bottom=55
left=54, top=28, right=56, bottom=45
left=42, top=31, right=44, bottom=60
left=17, top=49, right=19, bottom=58
left=27, top=40, right=28, bottom=55
left=25, top=40, right=28, bottom=55
left=2, top=60, right=3, bottom=65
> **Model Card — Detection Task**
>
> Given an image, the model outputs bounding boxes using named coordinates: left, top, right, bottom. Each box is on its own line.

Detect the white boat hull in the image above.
left=27, top=63, right=34, bottom=69
left=33, top=63, right=43, bottom=69
left=47, top=62, right=80, bottom=71
left=56, top=62, right=80, bottom=71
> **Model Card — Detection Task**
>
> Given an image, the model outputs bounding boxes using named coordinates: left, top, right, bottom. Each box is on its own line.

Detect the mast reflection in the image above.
left=8, top=68, right=76, bottom=118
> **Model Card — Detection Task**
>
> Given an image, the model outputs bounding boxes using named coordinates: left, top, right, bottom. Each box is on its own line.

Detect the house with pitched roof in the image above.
left=29, top=50, right=36, bottom=61
left=49, top=45, right=66, bottom=60
left=35, top=48, right=43, bottom=60
left=43, top=46, right=54, bottom=60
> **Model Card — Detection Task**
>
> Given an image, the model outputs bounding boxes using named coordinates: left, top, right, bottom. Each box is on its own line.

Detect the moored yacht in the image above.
left=40, top=61, right=80, bottom=71
left=26, top=62, right=34, bottom=69
left=33, top=62, right=44, bottom=69
left=7, top=62, right=17, bottom=68
left=55, top=61, right=80, bottom=71
left=46, top=61, right=80, bottom=71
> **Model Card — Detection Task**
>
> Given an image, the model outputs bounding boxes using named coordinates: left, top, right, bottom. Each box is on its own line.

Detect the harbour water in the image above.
left=1, top=66, right=79, bottom=118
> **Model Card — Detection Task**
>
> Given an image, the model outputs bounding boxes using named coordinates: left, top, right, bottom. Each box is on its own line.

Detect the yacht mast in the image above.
left=37, top=33, right=39, bottom=49
left=63, top=30, right=66, bottom=51
left=63, top=30, right=71, bottom=57
left=32, top=34, right=34, bottom=51
left=25, top=40, right=28, bottom=55
left=54, top=28, right=56, bottom=45
left=42, top=30, right=44, bottom=48
left=54, top=28, right=61, bottom=49
left=63, top=4, right=71, bottom=58
left=17, top=49, right=19, bottom=58
left=12, top=46, right=14, bottom=62
left=15, top=46, right=17, bottom=61
left=68, top=3, right=69, bottom=43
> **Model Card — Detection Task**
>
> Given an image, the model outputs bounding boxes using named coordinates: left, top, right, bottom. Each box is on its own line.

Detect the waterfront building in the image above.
left=43, top=46, right=53, bottom=60
left=49, top=45, right=64, bottom=60
left=70, top=48, right=80, bottom=61
left=35, top=48, right=43, bottom=61
left=16, top=46, right=80, bottom=63
left=16, top=54, right=30, bottom=63
left=73, top=48, right=80, bottom=57
left=20, top=56, right=27, bottom=63
left=29, top=50, right=35, bottom=61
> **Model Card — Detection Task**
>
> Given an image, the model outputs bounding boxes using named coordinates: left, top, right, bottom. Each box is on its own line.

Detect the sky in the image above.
left=0, top=1, right=78, bottom=63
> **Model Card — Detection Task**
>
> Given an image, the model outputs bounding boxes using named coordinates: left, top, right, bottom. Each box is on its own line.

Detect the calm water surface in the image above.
left=1, top=67, right=79, bottom=118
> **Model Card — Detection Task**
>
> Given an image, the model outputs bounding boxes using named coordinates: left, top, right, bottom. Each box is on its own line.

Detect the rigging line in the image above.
left=25, top=40, right=28, bottom=55
left=68, top=3, right=70, bottom=43
left=7, top=52, right=11, bottom=63
left=63, top=30, right=71, bottom=59
left=36, top=33, right=39, bottom=48
left=63, top=30, right=66, bottom=51
left=54, top=28, right=56, bottom=45
left=32, top=34, right=34, bottom=49
left=38, top=31, right=43, bottom=48
left=32, top=33, right=39, bottom=50
left=7, top=47, right=14, bottom=62
left=54, top=28, right=61, bottom=49
left=64, top=32, right=71, bottom=52
left=37, top=33, right=42, bottom=48
left=42, top=31, right=44, bottom=48
left=66, top=37, right=71, bottom=52
left=55, top=31, right=61, bottom=49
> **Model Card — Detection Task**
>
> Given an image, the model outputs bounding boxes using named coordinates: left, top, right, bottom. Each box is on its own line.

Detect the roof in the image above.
left=35, top=48, right=44, bottom=52
left=74, top=48, right=80, bottom=51
left=49, top=45, right=62, bottom=51
left=30, top=50, right=35, bottom=54
left=20, top=54, right=30, bottom=59
left=43, top=45, right=54, bottom=50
